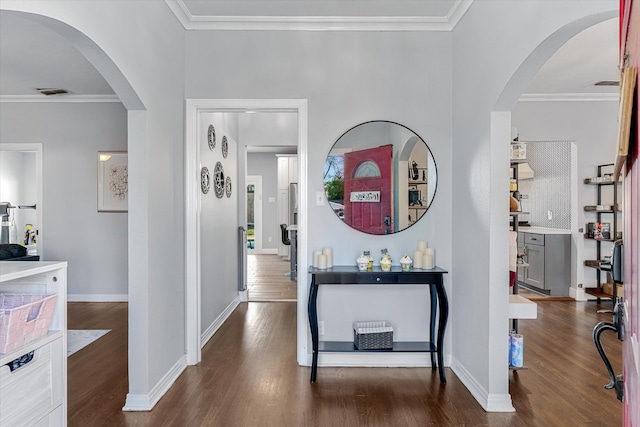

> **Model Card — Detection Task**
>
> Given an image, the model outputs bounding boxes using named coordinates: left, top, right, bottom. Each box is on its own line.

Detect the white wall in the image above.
left=512, top=99, right=619, bottom=292
left=1, top=0, right=187, bottom=408
left=185, top=29, right=455, bottom=356
left=0, top=102, right=128, bottom=299
left=200, top=112, right=240, bottom=334
left=452, top=0, right=616, bottom=411
left=247, top=153, right=279, bottom=250
left=1, top=0, right=620, bottom=413
left=239, top=112, right=298, bottom=147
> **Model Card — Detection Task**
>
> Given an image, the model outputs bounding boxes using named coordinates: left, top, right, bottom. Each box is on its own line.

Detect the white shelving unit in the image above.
left=0, top=261, right=68, bottom=427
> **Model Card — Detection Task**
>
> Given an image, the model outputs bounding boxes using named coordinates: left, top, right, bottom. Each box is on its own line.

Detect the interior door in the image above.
left=343, top=145, right=393, bottom=234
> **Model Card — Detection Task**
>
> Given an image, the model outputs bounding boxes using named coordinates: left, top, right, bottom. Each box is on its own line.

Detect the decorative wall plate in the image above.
left=222, top=136, right=229, bottom=158
left=214, top=161, right=225, bottom=198
left=207, top=125, right=216, bottom=150
left=225, top=176, right=232, bottom=197
left=201, top=166, right=210, bottom=194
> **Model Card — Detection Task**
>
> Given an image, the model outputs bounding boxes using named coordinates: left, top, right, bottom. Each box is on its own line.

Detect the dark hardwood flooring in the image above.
left=67, top=300, right=622, bottom=426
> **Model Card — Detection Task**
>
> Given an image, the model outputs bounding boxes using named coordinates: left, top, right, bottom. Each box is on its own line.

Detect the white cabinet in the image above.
left=0, top=262, right=67, bottom=427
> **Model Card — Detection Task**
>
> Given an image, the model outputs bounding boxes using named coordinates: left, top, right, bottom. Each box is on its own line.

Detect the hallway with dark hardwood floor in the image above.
left=67, top=299, right=622, bottom=426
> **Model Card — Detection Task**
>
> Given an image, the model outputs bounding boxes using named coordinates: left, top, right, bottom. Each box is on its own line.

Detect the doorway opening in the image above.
left=185, top=99, right=308, bottom=366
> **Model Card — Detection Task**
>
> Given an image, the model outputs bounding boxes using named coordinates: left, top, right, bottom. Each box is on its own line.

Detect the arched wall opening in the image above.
left=0, top=9, right=149, bottom=407
left=488, top=8, right=618, bottom=409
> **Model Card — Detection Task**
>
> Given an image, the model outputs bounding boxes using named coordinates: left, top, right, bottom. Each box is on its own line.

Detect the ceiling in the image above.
left=0, top=2, right=620, bottom=101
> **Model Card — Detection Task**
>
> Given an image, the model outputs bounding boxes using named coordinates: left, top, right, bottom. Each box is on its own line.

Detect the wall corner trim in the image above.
left=200, top=297, right=241, bottom=348
left=450, top=357, right=515, bottom=413
left=122, top=355, right=188, bottom=411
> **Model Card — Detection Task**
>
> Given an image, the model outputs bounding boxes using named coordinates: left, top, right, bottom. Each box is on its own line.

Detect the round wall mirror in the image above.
left=324, top=121, right=437, bottom=235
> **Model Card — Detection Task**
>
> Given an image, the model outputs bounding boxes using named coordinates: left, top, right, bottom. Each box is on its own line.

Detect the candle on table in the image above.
left=417, top=241, right=427, bottom=252
left=313, top=250, right=322, bottom=268
left=425, top=248, right=435, bottom=267
left=322, top=247, right=333, bottom=268
left=318, top=254, right=328, bottom=269
left=413, top=251, right=423, bottom=269
left=423, top=253, right=435, bottom=269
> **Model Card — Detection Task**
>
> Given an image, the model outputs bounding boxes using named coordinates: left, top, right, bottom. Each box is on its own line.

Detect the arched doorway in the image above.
left=0, top=8, right=149, bottom=410
left=490, top=9, right=618, bottom=409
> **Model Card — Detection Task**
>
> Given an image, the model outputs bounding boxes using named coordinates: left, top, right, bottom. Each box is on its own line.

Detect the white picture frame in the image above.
left=97, top=151, right=128, bottom=212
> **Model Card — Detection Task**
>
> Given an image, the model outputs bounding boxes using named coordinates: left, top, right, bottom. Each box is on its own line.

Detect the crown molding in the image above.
left=0, top=94, right=121, bottom=103
left=165, top=0, right=473, bottom=32
left=518, top=93, right=619, bottom=102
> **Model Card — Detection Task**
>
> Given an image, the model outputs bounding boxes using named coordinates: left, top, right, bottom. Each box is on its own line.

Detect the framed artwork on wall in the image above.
left=97, top=151, right=128, bottom=212
left=614, top=66, right=636, bottom=179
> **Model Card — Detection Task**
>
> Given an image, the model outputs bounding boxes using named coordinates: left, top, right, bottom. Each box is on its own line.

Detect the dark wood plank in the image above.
left=67, top=300, right=623, bottom=426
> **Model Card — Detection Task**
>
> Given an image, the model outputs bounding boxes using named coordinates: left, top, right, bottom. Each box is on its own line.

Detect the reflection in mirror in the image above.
left=0, top=144, right=41, bottom=252
left=324, top=121, right=437, bottom=235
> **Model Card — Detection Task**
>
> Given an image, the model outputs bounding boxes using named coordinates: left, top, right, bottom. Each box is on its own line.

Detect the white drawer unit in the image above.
left=1, top=335, right=64, bottom=426
left=0, top=262, right=67, bottom=427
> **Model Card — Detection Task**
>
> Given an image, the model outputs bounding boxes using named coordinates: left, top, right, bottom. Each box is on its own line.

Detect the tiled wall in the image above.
left=517, top=141, right=572, bottom=230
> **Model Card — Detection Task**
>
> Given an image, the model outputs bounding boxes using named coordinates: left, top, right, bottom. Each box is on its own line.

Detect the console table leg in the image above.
left=436, top=277, right=449, bottom=383
left=308, top=279, right=319, bottom=383
left=429, top=284, right=437, bottom=369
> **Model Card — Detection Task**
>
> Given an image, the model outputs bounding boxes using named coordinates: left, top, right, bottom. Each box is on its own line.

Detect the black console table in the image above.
left=307, top=266, right=449, bottom=384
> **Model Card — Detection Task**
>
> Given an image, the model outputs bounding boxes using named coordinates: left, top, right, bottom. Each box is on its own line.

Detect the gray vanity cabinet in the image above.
left=517, top=231, right=570, bottom=296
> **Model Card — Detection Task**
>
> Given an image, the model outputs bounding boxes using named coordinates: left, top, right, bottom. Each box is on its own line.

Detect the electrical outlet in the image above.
left=578, top=283, right=583, bottom=289
left=268, top=237, right=272, bottom=243
left=316, top=191, right=325, bottom=206
left=520, top=194, right=528, bottom=199
left=318, top=321, right=325, bottom=335
left=547, top=210, right=553, bottom=220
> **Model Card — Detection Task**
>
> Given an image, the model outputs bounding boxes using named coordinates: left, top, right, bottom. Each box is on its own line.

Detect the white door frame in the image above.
left=246, top=175, right=263, bottom=253
left=0, top=143, right=44, bottom=256
left=185, top=99, right=308, bottom=365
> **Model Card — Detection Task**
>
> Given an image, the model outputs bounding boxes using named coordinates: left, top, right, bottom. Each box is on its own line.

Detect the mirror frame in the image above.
left=324, top=120, right=438, bottom=235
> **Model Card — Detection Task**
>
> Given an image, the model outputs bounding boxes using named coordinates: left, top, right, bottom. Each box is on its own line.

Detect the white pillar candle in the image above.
left=413, top=251, right=423, bottom=269
left=313, top=250, right=322, bottom=268
left=425, top=247, right=435, bottom=267
left=417, top=240, right=427, bottom=252
left=423, top=253, right=434, bottom=269
left=318, top=254, right=328, bottom=269
left=322, top=247, right=333, bottom=268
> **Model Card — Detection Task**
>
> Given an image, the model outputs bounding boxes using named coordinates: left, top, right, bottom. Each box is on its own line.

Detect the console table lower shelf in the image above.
left=308, top=266, right=449, bottom=384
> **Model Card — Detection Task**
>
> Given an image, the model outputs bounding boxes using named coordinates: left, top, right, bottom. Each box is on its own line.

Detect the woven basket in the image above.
left=0, top=293, right=58, bottom=354
left=353, top=321, right=393, bottom=350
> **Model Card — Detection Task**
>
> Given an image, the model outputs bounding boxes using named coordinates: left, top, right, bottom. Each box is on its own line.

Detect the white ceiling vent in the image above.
left=594, top=80, right=619, bottom=86
left=35, top=88, right=69, bottom=96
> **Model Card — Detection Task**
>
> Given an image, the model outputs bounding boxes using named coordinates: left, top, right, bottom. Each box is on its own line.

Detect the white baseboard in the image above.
left=68, top=294, right=128, bottom=302
left=302, top=352, right=452, bottom=368
left=122, top=355, right=187, bottom=411
left=201, top=297, right=241, bottom=348
left=250, top=248, right=278, bottom=255
left=450, top=357, right=515, bottom=412
left=570, top=286, right=586, bottom=301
